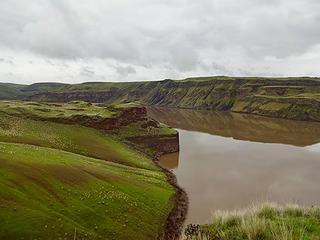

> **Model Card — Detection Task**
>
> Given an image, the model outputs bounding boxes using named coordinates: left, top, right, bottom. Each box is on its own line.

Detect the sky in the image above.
left=0, top=0, right=320, bottom=84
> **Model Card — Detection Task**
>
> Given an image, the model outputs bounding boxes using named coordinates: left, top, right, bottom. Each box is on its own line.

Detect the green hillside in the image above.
left=0, top=101, right=176, bottom=240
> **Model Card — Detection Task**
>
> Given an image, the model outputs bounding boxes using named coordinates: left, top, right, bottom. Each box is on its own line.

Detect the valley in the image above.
left=1, top=78, right=320, bottom=239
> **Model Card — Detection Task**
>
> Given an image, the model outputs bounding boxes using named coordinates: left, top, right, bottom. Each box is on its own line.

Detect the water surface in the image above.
left=148, top=108, right=320, bottom=224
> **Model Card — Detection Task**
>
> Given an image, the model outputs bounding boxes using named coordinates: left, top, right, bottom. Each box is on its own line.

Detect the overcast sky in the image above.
left=1, top=0, right=320, bottom=84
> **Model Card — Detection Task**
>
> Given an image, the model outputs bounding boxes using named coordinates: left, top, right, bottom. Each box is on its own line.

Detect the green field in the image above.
left=0, top=102, right=175, bottom=240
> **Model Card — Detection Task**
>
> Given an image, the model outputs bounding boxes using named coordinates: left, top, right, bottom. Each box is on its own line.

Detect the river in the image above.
left=148, top=107, right=320, bottom=224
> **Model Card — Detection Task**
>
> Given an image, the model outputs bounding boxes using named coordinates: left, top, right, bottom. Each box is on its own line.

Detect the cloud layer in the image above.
left=1, top=0, right=320, bottom=83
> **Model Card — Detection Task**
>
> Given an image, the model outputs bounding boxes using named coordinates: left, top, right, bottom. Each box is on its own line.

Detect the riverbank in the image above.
left=184, top=203, right=320, bottom=240
left=153, top=152, right=188, bottom=240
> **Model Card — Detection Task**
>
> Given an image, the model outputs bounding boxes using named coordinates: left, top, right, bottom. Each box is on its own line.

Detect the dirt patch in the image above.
left=44, top=165, right=89, bottom=186
left=81, top=167, right=123, bottom=184
left=9, top=163, right=65, bottom=203
left=23, top=173, right=64, bottom=203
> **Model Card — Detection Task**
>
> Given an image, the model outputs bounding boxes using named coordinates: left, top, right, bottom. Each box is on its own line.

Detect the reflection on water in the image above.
left=159, top=152, right=179, bottom=170
left=150, top=108, right=320, bottom=224
left=148, top=107, right=320, bottom=147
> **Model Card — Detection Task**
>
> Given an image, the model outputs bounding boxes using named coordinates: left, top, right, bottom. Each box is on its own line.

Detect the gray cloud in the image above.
left=80, top=67, right=95, bottom=77
left=0, top=57, right=14, bottom=65
left=0, top=0, right=320, bottom=83
left=115, top=65, right=136, bottom=78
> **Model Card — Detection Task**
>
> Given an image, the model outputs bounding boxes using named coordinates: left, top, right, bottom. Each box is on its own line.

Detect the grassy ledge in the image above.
left=184, top=203, right=320, bottom=240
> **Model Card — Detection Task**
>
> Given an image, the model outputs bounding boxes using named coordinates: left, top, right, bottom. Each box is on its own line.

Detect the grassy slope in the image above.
left=0, top=103, right=175, bottom=239
left=187, top=204, right=320, bottom=240
left=0, top=143, right=173, bottom=240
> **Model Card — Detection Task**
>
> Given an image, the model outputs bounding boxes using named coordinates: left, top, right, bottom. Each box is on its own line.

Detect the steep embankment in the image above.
left=18, top=77, right=320, bottom=122
left=0, top=101, right=185, bottom=240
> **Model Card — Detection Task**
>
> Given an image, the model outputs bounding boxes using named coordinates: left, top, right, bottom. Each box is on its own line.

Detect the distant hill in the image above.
left=21, top=82, right=69, bottom=92
left=1, top=76, right=320, bottom=122
left=0, top=83, right=26, bottom=99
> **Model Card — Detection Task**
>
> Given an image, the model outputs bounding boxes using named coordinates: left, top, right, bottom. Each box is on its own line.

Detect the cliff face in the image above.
left=51, top=106, right=148, bottom=130
left=22, top=77, right=320, bottom=122
left=128, top=134, right=180, bottom=154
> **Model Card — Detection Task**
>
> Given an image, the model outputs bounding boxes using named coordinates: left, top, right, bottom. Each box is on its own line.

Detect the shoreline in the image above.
left=125, top=137, right=188, bottom=240
left=153, top=152, right=188, bottom=240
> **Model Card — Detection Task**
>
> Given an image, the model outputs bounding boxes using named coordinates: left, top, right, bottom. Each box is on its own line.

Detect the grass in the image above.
left=114, top=121, right=176, bottom=139
left=0, top=142, right=174, bottom=240
left=0, top=101, right=176, bottom=239
left=0, top=100, right=120, bottom=119
left=185, top=203, right=320, bottom=240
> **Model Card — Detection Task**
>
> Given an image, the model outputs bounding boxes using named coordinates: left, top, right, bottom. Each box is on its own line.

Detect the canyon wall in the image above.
left=7, top=77, right=320, bottom=122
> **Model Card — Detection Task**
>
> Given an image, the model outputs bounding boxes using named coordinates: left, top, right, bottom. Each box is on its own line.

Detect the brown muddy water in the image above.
left=148, top=107, right=320, bottom=225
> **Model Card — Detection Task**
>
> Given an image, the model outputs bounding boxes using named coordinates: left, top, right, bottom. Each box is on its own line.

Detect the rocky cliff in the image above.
left=50, top=106, right=148, bottom=130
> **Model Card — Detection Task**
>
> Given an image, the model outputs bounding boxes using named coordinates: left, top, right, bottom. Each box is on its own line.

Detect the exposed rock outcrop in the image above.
left=22, top=106, right=148, bottom=131
left=129, top=133, right=180, bottom=154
